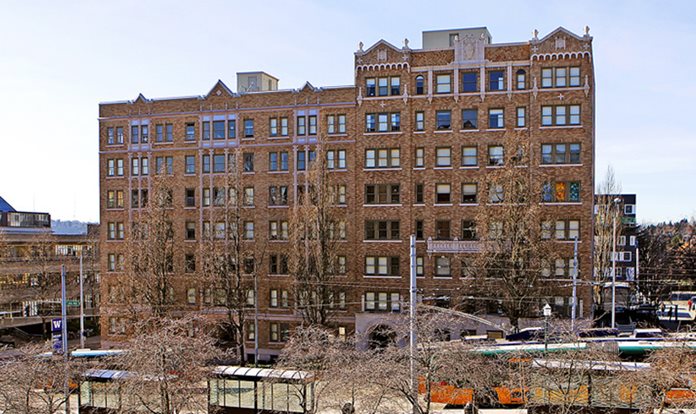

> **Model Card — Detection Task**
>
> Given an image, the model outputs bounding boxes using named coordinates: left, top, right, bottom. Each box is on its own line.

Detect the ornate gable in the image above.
left=132, top=93, right=150, bottom=104
left=355, top=38, right=411, bottom=71
left=530, top=26, right=592, bottom=61
left=204, top=79, right=235, bottom=99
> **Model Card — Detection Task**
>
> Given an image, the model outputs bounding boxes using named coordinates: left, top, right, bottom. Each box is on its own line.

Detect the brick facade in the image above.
left=99, top=26, right=595, bottom=359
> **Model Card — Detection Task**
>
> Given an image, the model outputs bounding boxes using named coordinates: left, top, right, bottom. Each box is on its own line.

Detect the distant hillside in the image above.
left=52, top=219, right=93, bottom=235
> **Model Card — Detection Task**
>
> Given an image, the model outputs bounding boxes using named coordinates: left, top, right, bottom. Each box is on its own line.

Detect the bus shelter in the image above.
left=209, top=366, right=315, bottom=414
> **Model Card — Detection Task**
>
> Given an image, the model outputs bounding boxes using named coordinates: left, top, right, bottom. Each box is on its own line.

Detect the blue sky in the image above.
left=1, top=0, right=694, bottom=223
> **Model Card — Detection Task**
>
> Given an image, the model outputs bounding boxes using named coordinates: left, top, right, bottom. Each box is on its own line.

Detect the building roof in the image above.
left=0, top=196, right=15, bottom=212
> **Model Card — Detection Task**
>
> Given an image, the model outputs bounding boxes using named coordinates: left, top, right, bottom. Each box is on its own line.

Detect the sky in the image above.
left=0, top=0, right=695, bottom=224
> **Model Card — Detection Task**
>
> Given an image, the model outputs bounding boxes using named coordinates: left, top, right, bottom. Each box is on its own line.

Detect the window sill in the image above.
left=485, top=128, right=506, bottom=132
left=413, top=203, right=425, bottom=207
left=539, top=125, right=583, bottom=130
left=539, top=202, right=582, bottom=206
left=363, top=240, right=402, bottom=243
left=514, top=127, right=529, bottom=131
left=363, top=275, right=402, bottom=279
left=362, top=167, right=402, bottom=172
left=268, top=170, right=290, bottom=174
left=459, top=129, right=480, bottom=133
left=268, top=136, right=290, bottom=140
left=413, top=167, right=425, bottom=170
left=363, top=131, right=403, bottom=136
left=434, top=166, right=453, bottom=170
left=268, top=205, right=289, bottom=208
left=327, top=133, right=349, bottom=137
left=242, top=172, right=255, bottom=175
left=460, top=166, right=479, bottom=170
left=434, top=203, right=453, bottom=207
left=414, top=131, right=426, bottom=134
left=485, top=165, right=504, bottom=169
left=539, top=163, right=583, bottom=167
left=269, top=239, right=289, bottom=243
left=459, top=203, right=479, bottom=206
left=434, top=129, right=453, bottom=133
left=328, top=169, right=348, bottom=173
left=434, top=276, right=453, bottom=280
left=363, top=204, right=403, bottom=207
left=105, top=207, right=125, bottom=211
left=184, top=206, right=196, bottom=209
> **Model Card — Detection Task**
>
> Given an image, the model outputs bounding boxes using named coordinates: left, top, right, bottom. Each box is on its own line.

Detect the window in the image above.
left=202, top=121, right=210, bottom=140
left=488, top=109, right=504, bottom=129
left=131, top=125, right=140, bottom=143
left=629, top=235, right=637, bottom=246
left=366, top=78, right=376, bottom=96
left=541, top=181, right=581, bottom=202
left=364, top=291, right=400, bottom=312
left=542, top=67, right=581, bottom=88
left=462, top=109, right=478, bottom=129
left=619, top=235, right=627, bottom=246
left=488, top=145, right=504, bottom=166
left=461, top=220, right=477, bottom=240
left=462, top=146, right=478, bottom=167
left=415, top=220, right=424, bottom=239
left=269, top=255, right=289, bottom=274
left=296, top=116, right=306, bottom=135
left=202, top=155, right=211, bottom=173
left=246, top=323, right=255, bottom=341
left=327, top=114, right=346, bottom=134
left=243, top=187, right=255, bottom=206
left=214, top=222, right=226, bottom=239
left=365, top=184, right=400, bottom=204
left=155, top=156, right=173, bottom=175
left=435, top=147, right=451, bottom=167
left=435, top=256, right=451, bottom=276
left=554, top=220, right=580, bottom=240
left=516, top=107, right=526, bottom=127
left=488, top=221, right=503, bottom=239
left=462, top=72, right=477, bottom=92
left=243, top=119, right=254, bottom=138
left=516, top=69, right=526, bottom=90
left=416, top=256, right=424, bottom=276
left=185, top=155, right=195, bottom=174
left=365, top=112, right=400, bottom=132
left=489, top=71, right=504, bottom=91
left=415, top=111, right=424, bottom=131
left=270, top=323, right=290, bottom=342
left=378, top=77, right=388, bottom=96
left=106, top=190, right=124, bottom=209
left=243, top=222, right=254, bottom=240
left=202, top=188, right=211, bottom=207
left=107, top=127, right=115, bottom=144
left=243, top=153, right=254, bottom=172
left=541, top=143, right=581, bottom=164
left=414, top=147, right=424, bottom=168
left=624, top=204, right=636, bottom=215
left=365, top=220, right=400, bottom=240
left=107, top=222, right=124, bottom=240
left=185, top=188, right=195, bottom=207
left=365, top=148, right=400, bottom=168
left=436, top=74, right=451, bottom=93
left=435, top=220, right=451, bottom=240
left=364, top=257, right=400, bottom=276
left=327, top=150, right=346, bottom=169
left=331, top=184, right=347, bottom=205
left=489, top=183, right=504, bottom=203
left=435, top=183, right=451, bottom=204
left=185, top=123, right=195, bottom=141
left=213, top=154, right=225, bottom=173
left=228, top=119, right=236, bottom=138
left=435, top=110, right=451, bottom=130
left=269, top=221, right=289, bottom=240
left=390, top=77, right=400, bottom=95
left=269, top=118, right=278, bottom=137
left=141, top=157, right=148, bottom=175
left=213, top=120, right=225, bottom=139
left=461, top=183, right=477, bottom=204
left=415, top=184, right=424, bottom=204
left=415, top=75, right=425, bottom=95
left=269, top=185, right=289, bottom=206
left=269, top=151, right=289, bottom=171
left=185, top=222, right=196, bottom=240
left=541, top=105, right=581, bottom=126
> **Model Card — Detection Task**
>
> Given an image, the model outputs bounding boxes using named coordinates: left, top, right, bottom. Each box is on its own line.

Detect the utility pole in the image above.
left=79, top=253, right=84, bottom=349
left=254, top=270, right=259, bottom=367
left=61, top=265, right=70, bottom=413
left=571, top=236, right=578, bottom=332
left=409, top=234, right=417, bottom=414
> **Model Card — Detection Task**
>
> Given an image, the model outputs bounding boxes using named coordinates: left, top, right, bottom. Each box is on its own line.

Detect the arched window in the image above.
left=415, top=75, right=424, bottom=95
left=516, top=69, right=526, bottom=90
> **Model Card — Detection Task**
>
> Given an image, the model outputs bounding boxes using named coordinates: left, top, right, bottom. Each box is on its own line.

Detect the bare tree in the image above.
left=200, top=148, right=265, bottom=364
left=0, top=343, right=79, bottom=414
left=288, top=144, right=344, bottom=327
left=114, top=316, right=221, bottom=414
left=122, top=175, right=180, bottom=321
left=470, top=132, right=558, bottom=331
left=593, top=166, right=623, bottom=309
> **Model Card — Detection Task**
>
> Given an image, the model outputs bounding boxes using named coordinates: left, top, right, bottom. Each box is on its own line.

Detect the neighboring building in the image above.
left=0, top=196, right=99, bottom=334
left=594, top=194, right=638, bottom=282
left=99, top=26, right=595, bottom=359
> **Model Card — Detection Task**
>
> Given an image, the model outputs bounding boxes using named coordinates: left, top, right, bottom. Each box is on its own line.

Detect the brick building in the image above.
left=99, top=26, right=595, bottom=359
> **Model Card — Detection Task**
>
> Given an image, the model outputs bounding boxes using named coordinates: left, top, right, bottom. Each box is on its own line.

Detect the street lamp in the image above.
left=611, top=197, right=621, bottom=329
left=543, top=303, right=551, bottom=352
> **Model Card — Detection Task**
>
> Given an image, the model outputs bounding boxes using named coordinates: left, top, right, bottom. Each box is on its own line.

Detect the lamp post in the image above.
left=543, top=303, right=551, bottom=352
